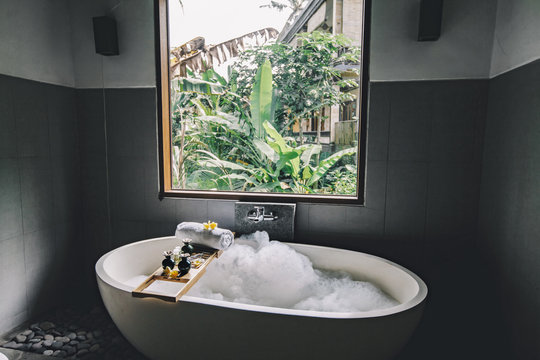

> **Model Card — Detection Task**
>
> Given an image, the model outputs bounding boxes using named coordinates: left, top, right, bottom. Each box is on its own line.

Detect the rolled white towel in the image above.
left=175, top=222, right=234, bottom=250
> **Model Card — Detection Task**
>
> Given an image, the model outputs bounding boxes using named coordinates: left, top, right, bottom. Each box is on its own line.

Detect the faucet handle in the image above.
left=247, top=207, right=264, bottom=222
left=263, top=211, right=278, bottom=221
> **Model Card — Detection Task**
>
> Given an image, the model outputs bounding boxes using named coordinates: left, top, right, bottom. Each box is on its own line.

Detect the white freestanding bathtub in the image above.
left=96, top=236, right=427, bottom=360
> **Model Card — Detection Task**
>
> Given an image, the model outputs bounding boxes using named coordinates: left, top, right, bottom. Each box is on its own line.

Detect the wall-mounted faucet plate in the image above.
left=234, top=202, right=296, bottom=241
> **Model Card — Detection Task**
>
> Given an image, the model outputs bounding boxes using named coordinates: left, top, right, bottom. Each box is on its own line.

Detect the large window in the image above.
left=155, top=0, right=370, bottom=203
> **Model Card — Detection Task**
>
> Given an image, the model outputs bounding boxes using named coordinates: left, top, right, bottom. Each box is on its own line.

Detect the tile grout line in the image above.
left=382, top=87, right=391, bottom=239
left=420, top=93, right=435, bottom=267
left=10, top=79, right=30, bottom=322
left=101, top=57, right=113, bottom=252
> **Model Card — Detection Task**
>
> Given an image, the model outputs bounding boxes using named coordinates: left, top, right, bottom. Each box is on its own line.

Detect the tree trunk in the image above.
left=316, top=111, right=322, bottom=145
left=178, top=116, right=187, bottom=188
left=297, top=116, right=304, bottom=145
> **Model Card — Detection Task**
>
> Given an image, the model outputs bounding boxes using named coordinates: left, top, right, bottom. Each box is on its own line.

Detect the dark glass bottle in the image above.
left=181, top=238, right=195, bottom=255
left=162, top=251, right=175, bottom=270
left=178, top=253, right=191, bottom=277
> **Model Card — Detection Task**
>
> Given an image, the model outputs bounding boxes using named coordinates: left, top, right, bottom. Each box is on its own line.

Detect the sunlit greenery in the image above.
left=170, top=31, right=360, bottom=195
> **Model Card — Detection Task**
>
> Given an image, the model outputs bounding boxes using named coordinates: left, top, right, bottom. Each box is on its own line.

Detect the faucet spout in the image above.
left=247, top=206, right=277, bottom=222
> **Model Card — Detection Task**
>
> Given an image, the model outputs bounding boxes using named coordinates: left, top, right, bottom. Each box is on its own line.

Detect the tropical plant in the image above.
left=177, top=60, right=357, bottom=193
left=230, top=31, right=361, bottom=148
left=170, top=68, right=250, bottom=187
left=321, top=165, right=357, bottom=195
left=170, top=39, right=359, bottom=194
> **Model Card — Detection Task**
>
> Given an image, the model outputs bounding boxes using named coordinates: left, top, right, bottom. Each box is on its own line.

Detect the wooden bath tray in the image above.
left=132, top=246, right=222, bottom=302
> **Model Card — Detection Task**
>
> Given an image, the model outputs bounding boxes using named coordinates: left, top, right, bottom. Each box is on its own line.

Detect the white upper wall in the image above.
left=370, top=0, right=498, bottom=81
left=0, top=0, right=74, bottom=86
left=490, top=0, right=540, bottom=77
left=69, top=0, right=155, bottom=88
left=70, top=0, right=500, bottom=87
left=6, top=0, right=536, bottom=88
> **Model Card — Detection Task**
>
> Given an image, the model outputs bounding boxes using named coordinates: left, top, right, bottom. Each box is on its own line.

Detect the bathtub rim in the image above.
left=96, top=236, right=428, bottom=320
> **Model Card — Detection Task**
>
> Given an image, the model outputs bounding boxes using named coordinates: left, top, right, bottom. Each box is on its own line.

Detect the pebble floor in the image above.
left=0, top=306, right=146, bottom=359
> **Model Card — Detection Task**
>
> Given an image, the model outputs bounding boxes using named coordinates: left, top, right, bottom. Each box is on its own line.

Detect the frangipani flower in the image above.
left=203, top=220, right=218, bottom=230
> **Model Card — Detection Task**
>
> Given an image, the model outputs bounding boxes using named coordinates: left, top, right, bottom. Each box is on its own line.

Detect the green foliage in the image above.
left=170, top=33, right=360, bottom=195
left=171, top=77, right=226, bottom=95
left=231, top=30, right=361, bottom=134
left=250, top=59, right=274, bottom=139
left=321, top=165, right=357, bottom=195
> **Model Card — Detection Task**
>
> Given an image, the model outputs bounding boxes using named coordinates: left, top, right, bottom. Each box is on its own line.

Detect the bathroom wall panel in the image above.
left=49, top=85, right=81, bottom=225
left=175, top=199, right=209, bottom=224
left=23, top=228, right=56, bottom=279
left=48, top=86, right=79, bottom=161
left=76, top=90, right=107, bottom=158
left=145, top=221, right=179, bottom=239
left=387, top=84, right=432, bottom=162
left=295, top=203, right=310, bottom=231
left=344, top=206, right=385, bottom=239
left=364, top=160, right=387, bottom=210
left=19, top=158, right=54, bottom=235
left=145, top=195, right=177, bottom=224
left=76, top=89, right=111, bottom=270
left=23, top=230, right=64, bottom=320
left=366, top=82, right=390, bottom=162
left=79, top=155, right=108, bottom=220
left=309, top=205, right=348, bottom=234
left=143, top=159, right=177, bottom=224
left=0, top=158, right=23, bottom=242
left=104, top=89, right=157, bottom=159
left=0, top=75, right=82, bottom=335
left=51, top=156, right=81, bottom=224
left=207, top=200, right=236, bottom=231
left=0, top=235, right=28, bottom=332
left=425, top=162, right=480, bottom=260
left=111, top=219, right=146, bottom=249
left=12, top=79, right=50, bottom=159
left=479, top=59, right=540, bottom=357
left=0, top=75, right=17, bottom=158
left=108, top=155, right=146, bottom=222
left=384, top=161, right=429, bottom=241
left=54, top=221, right=79, bottom=272
left=429, top=81, right=488, bottom=163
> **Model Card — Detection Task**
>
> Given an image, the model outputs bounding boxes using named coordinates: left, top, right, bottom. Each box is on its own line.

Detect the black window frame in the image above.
left=154, top=0, right=371, bottom=204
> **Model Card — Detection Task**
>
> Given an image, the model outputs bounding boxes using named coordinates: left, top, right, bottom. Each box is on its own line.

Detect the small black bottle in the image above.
left=181, top=238, right=195, bottom=255
left=178, top=253, right=191, bottom=277
left=162, top=251, right=175, bottom=270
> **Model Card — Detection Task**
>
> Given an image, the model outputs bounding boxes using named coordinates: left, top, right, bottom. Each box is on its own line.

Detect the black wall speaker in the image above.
left=418, top=0, right=444, bottom=41
left=93, top=16, right=119, bottom=56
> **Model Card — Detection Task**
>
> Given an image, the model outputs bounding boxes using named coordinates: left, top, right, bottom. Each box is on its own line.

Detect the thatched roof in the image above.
left=170, top=27, right=279, bottom=78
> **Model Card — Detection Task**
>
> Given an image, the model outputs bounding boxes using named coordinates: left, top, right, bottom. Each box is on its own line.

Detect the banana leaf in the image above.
left=248, top=181, right=282, bottom=192
left=263, top=121, right=300, bottom=177
left=253, top=139, right=280, bottom=163
left=250, top=59, right=274, bottom=139
left=172, top=77, right=226, bottom=95
left=298, top=144, right=322, bottom=166
left=307, top=147, right=357, bottom=186
left=274, top=152, right=299, bottom=177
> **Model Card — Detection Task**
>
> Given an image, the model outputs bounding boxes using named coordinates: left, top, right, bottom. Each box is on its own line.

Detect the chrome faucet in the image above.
left=247, top=206, right=278, bottom=222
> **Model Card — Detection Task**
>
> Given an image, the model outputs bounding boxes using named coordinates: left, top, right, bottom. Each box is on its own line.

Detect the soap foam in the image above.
left=187, top=231, right=398, bottom=312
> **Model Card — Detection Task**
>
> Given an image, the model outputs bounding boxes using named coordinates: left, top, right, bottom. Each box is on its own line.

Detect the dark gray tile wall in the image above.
left=76, top=80, right=487, bottom=264
left=75, top=79, right=490, bottom=359
left=478, top=59, right=540, bottom=357
left=0, top=75, right=81, bottom=335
